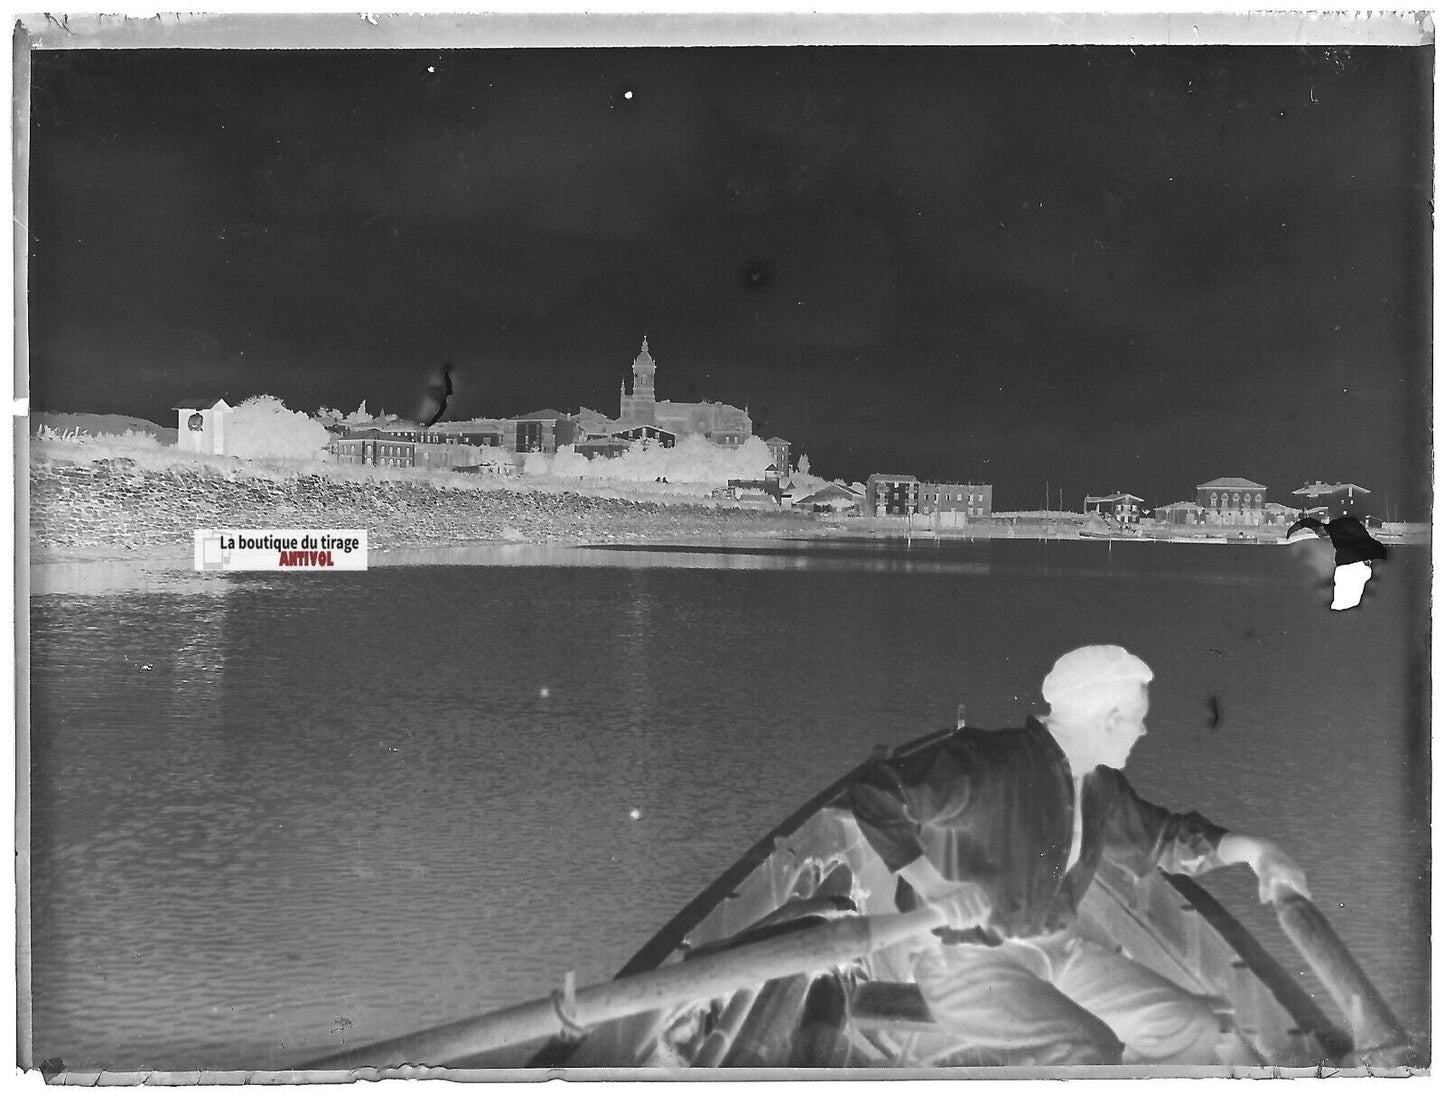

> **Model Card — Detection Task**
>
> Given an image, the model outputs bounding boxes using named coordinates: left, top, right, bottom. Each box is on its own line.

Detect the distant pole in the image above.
left=1045, top=480, right=1049, bottom=515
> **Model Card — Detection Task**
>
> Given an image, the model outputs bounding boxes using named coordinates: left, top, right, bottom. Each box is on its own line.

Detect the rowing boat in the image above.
left=303, top=728, right=1416, bottom=1073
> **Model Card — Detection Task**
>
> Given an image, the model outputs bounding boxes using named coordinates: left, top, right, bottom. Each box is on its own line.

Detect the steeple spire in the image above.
left=621, top=332, right=658, bottom=424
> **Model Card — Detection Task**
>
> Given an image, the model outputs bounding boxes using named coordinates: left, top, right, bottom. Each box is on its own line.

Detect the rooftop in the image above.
left=1292, top=481, right=1371, bottom=496
left=1196, top=477, right=1267, bottom=490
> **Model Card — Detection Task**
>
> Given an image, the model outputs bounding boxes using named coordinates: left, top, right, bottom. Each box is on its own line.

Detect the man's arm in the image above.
left=846, top=743, right=992, bottom=930
left=1216, top=833, right=1312, bottom=903
left=1097, top=768, right=1230, bottom=877
left=1100, top=771, right=1311, bottom=903
left=897, top=856, right=992, bottom=930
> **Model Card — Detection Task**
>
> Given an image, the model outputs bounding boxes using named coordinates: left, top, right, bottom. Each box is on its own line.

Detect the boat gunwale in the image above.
left=613, top=747, right=892, bottom=978
left=574, top=727, right=1357, bottom=1068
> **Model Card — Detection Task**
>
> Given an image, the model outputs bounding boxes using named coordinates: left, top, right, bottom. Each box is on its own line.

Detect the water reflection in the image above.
left=370, top=539, right=996, bottom=575
left=28, top=560, right=289, bottom=598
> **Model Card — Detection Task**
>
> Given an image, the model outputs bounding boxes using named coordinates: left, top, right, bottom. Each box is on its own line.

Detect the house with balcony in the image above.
left=1085, top=492, right=1146, bottom=524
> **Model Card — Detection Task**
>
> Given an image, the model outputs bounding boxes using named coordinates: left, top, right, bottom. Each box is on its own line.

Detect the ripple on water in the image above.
left=27, top=542, right=1430, bottom=1068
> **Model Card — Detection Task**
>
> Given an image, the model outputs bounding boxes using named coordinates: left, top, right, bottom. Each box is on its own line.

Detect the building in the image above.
left=616, top=336, right=754, bottom=444
left=175, top=397, right=232, bottom=455
left=1084, top=492, right=1146, bottom=523
left=1152, top=501, right=1203, bottom=526
left=432, top=421, right=507, bottom=447
left=794, top=481, right=865, bottom=514
left=764, top=437, right=791, bottom=475
left=1195, top=477, right=1268, bottom=527
left=371, top=419, right=423, bottom=442
left=574, top=437, right=630, bottom=459
left=725, top=464, right=783, bottom=504
left=1263, top=501, right=1302, bottom=526
left=416, top=414, right=577, bottom=454
left=866, top=474, right=921, bottom=517
left=327, top=429, right=415, bottom=467
left=918, top=482, right=993, bottom=518
left=512, top=410, right=584, bottom=453
left=572, top=406, right=615, bottom=439
left=1292, top=482, right=1374, bottom=522
left=412, top=441, right=487, bottom=471
left=612, top=423, right=678, bottom=448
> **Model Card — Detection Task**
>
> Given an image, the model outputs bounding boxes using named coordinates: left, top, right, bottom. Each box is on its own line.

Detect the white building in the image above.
left=175, top=398, right=232, bottom=455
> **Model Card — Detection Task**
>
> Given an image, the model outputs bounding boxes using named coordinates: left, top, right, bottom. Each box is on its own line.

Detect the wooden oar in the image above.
left=1273, top=891, right=1414, bottom=1065
left=299, top=905, right=946, bottom=1071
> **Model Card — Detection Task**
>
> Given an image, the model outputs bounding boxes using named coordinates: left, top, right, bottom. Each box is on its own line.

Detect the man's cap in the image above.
left=1041, top=645, right=1154, bottom=706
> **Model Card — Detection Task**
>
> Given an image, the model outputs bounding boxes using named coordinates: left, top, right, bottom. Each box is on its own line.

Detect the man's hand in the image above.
left=898, top=857, right=993, bottom=930
left=1218, top=834, right=1311, bottom=903
left=1253, top=843, right=1311, bottom=904
left=920, top=879, right=994, bottom=930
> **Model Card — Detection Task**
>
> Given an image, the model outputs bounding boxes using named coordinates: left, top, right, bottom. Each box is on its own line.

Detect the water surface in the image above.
left=28, top=538, right=1429, bottom=1069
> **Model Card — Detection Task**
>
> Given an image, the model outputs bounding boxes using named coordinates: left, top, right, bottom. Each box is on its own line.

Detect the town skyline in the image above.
left=27, top=40, right=1431, bottom=517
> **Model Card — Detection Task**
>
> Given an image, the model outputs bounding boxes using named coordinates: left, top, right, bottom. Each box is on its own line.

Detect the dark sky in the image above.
left=27, top=44, right=1432, bottom=515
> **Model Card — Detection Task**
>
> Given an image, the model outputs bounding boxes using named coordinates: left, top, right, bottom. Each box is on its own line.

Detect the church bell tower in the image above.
left=619, top=335, right=658, bottom=424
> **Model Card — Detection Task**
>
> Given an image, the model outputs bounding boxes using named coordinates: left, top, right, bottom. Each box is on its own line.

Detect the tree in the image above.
left=228, top=395, right=331, bottom=460
left=797, top=453, right=811, bottom=477
left=519, top=433, right=773, bottom=484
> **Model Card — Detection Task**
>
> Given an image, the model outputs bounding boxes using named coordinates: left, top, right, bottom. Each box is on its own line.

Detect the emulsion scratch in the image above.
left=420, top=362, right=455, bottom=428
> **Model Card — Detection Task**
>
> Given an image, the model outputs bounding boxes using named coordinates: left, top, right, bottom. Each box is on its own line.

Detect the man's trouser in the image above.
left=913, top=930, right=1221, bottom=1066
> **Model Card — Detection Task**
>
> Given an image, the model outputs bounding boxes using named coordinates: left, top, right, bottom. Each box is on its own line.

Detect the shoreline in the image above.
left=28, top=450, right=1427, bottom=594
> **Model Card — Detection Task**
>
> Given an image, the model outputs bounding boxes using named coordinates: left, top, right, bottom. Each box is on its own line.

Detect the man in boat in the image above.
left=1283, top=516, right=1387, bottom=611
left=846, top=644, right=1310, bottom=1066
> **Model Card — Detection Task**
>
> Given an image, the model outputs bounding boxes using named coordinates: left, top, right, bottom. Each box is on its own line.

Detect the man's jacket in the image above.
left=846, top=718, right=1228, bottom=942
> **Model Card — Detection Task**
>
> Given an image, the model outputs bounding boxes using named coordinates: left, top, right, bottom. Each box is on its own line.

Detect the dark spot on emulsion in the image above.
left=1205, top=695, right=1222, bottom=731
left=744, top=261, right=769, bottom=289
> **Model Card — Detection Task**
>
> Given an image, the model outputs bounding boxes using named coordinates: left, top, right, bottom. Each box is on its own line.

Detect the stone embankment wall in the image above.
left=30, top=459, right=818, bottom=553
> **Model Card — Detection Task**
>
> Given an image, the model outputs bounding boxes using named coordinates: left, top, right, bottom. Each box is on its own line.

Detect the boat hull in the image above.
left=520, top=741, right=1351, bottom=1070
